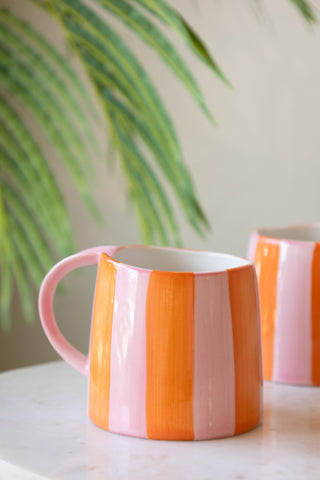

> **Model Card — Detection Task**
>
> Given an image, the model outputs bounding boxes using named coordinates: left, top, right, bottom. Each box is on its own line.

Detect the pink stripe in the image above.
left=108, top=265, right=150, bottom=437
left=253, top=270, right=264, bottom=420
left=194, top=272, right=235, bottom=439
left=247, top=231, right=259, bottom=261
left=273, top=241, right=314, bottom=384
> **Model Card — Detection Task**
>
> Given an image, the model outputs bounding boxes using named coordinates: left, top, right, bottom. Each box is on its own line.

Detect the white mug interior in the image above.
left=258, top=224, right=320, bottom=243
left=112, top=246, right=251, bottom=273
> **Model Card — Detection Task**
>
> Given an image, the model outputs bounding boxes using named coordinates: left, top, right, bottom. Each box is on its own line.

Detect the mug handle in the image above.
left=38, top=246, right=118, bottom=376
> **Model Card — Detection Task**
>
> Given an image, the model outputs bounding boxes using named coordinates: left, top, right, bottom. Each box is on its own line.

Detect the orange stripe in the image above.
left=254, top=240, right=280, bottom=380
left=145, top=272, right=194, bottom=440
left=88, top=253, right=117, bottom=429
left=312, top=244, right=320, bottom=385
left=228, top=266, right=261, bottom=435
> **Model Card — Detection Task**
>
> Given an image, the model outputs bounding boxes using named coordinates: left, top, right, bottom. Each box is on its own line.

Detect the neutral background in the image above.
left=1, top=0, right=320, bottom=371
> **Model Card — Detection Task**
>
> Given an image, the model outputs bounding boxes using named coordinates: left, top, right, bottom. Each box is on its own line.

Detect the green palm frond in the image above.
left=0, top=8, right=98, bottom=118
left=0, top=186, right=12, bottom=331
left=0, top=100, right=72, bottom=252
left=132, top=0, right=231, bottom=85
left=288, top=0, right=317, bottom=23
left=91, top=0, right=215, bottom=120
left=0, top=100, right=75, bottom=329
left=1, top=0, right=216, bottom=328
left=109, top=109, right=180, bottom=246
left=0, top=47, right=98, bottom=218
left=1, top=0, right=218, bottom=329
left=0, top=24, right=97, bottom=155
left=0, top=7, right=99, bottom=329
left=1, top=0, right=313, bottom=330
left=40, top=0, right=213, bottom=244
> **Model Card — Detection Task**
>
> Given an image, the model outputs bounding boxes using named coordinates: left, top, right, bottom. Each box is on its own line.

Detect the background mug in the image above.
left=39, top=245, right=262, bottom=440
left=248, top=224, right=320, bottom=386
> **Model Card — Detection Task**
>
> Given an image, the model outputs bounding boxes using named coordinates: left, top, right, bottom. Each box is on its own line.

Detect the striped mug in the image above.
left=248, top=224, right=320, bottom=386
left=39, top=245, right=262, bottom=440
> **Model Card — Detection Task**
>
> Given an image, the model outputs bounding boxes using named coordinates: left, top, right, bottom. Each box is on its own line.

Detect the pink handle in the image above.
left=38, top=246, right=118, bottom=376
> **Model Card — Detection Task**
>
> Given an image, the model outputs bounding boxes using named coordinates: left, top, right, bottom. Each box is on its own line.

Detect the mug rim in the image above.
left=254, top=223, right=320, bottom=246
left=101, top=244, right=254, bottom=275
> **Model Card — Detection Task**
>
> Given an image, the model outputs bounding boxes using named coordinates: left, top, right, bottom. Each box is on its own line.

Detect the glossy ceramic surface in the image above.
left=248, top=224, right=320, bottom=386
left=39, top=245, right=262, bottom=440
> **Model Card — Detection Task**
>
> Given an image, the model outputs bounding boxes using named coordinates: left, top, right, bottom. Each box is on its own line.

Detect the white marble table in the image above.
left=0, top=361, right=319, bottom=480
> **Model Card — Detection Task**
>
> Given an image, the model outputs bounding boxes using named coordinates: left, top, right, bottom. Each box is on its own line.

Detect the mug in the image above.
left=248, top=224, right=320, bottom=386
left=39, top=245, right=262, bottom=440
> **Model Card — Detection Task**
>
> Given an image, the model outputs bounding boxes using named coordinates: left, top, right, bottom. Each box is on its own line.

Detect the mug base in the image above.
left=264, top=378, right=320, bottom=387
left=88, top=417, right=262, bottom=441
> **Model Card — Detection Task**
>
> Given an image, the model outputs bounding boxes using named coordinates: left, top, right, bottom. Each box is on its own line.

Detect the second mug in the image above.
left=248, top=224, right=320, bottom=386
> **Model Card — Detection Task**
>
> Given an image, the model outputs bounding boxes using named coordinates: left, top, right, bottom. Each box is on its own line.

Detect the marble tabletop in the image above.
left=0, top=361, right=319, bottom=480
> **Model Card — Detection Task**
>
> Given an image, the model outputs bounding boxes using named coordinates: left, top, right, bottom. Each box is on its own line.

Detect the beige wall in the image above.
left=1, top=0, right=320, bottom=370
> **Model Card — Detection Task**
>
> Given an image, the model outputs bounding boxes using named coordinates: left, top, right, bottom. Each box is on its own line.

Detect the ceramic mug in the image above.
left=248, top=224, right=320, bottom=386
left=39, top=245, right=262, bottom=440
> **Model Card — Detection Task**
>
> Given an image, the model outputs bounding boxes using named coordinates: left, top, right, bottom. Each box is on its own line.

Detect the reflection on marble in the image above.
left=0, top=362, right=319, bottom=479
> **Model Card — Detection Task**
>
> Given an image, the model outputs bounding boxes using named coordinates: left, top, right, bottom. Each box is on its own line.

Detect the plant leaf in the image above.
left=0, top=45, right=100, bottom=221
left=47, top=0, right=208, bottom=238
left=92, top=0, right=214, bottom=120
left=12, top=254, right=35, bottom=325
left=0, top=20, right=98, bottom=154
left=0, top=9, right=103, bottom=327
left=288, top=0, right=317, bottom=23
left=0, top=186, right=13, bottom=332
left=53, top=0, right=182, bottom=159
left=132, top=0, right=230, bottom=85
left=0, top=132, right=71, bottom=256
left=0, top=178, right=45, bottom=329
left=0, top=44, right=90, bottom=177
left=8, top=214, right=48, bottom=288
left=0, top=97, right=79, bottom=327
left=0, top=97, right=74, bottom=254
left=0, top=7, right=98, bottom=117
left=92, top=56, right=208, bottom=235
left=0, top=256, right=12, bottom=332
left=110, top=110, right=181, bottom=245
left=0, top=178, right=55, bottom=274
left=100, top=88, right=205, bottom=244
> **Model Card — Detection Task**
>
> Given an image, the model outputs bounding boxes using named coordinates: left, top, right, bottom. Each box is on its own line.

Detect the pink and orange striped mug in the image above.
left=248, top=224, right=320, bottom=386
left=39, top=245, right=262, bottom=440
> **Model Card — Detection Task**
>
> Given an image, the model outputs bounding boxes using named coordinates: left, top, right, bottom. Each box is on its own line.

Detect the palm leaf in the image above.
left=42, top=0, right=209, bottom=242
left=92, top=0, right=214, bottom=120
left=288, top=0, right=317, bottom=22
left=0, top=8, right=102, bottom=329
left=0, top=98, right=73, bottom=254
left=132, top=0, right=230, bottom=85
left=53, top=0, right=182, bottom=158
left=8, top=214, right=49, bottom=288
left=1, top=174, right=61, bottom=323
left=88, top=60, right=207, bottom=234
left=0, top=173, right=37, bottom=328
left=0, top=186, right=13, bottom=331
left=0, top=257, right=12, bottom=332
left=12, top=254, right=35, bottom=325
left=100, top=88, right=207, bottom=244
left=0, top=44, right=89, bottom=177
left=1, top=0, right=315, bottom=331
left=0, top=8, right=97, bottom=118
left=0, top=46, right=100, bottom=221
left=0, top=180, right=53, bottom=275
left=0, top=138, right=66, bottom=257
left=0, top=22, right=98, bottom=154
left=109, top=110, right=181, bottom=246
